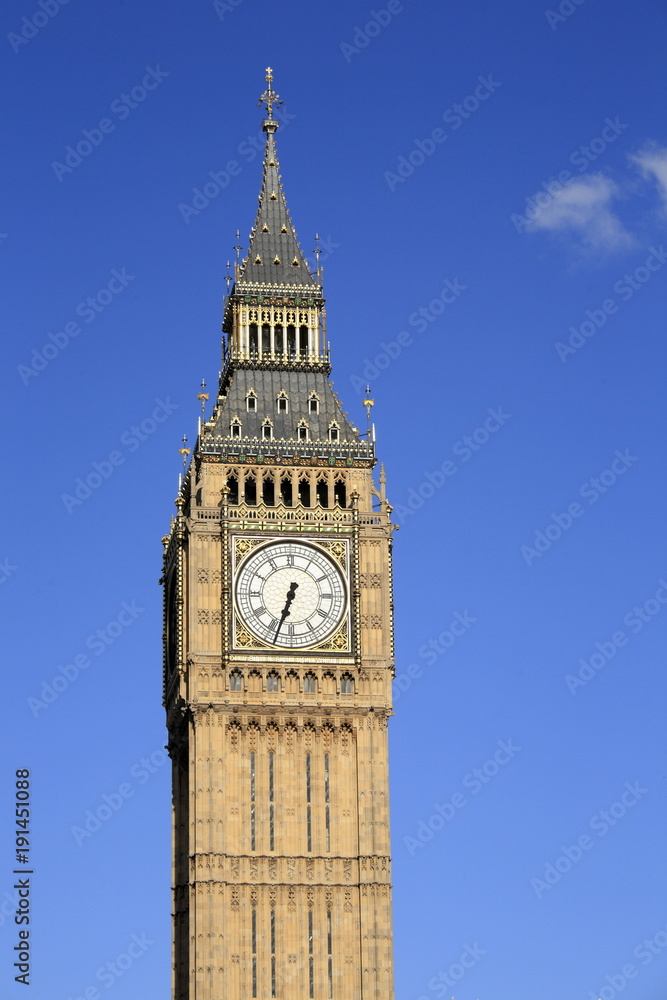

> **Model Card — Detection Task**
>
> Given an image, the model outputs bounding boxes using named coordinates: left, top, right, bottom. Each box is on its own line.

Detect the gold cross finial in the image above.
left=197, top=379, right=209, bottom=416
left=363, top=385, right=375, bottom=437
left=179, top=434, right=191, bottom=469
left=258, top=66, right=282, bottom=120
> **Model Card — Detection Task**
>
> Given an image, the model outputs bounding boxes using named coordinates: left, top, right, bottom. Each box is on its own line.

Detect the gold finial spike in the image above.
left=197, top=379, right=209, bottom=416
left=362, top=384, right=375, bottom=437
left=179, top=434, right=191, bottom=469
left=258, top=66, right=283, bottom=122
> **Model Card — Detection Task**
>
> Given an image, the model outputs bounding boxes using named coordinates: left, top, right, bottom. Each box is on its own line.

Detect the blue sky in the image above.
left=1, top=1, right=666, bottom=998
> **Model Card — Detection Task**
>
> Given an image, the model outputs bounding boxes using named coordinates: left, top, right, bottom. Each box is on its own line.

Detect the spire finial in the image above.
left=313, top=233, right=322, bottom=281
left=233, top=229, right=243, bottom=280
left=197, top=379, right=209, bottom=416
left=363, top=385, right=375, bottom=437
left=179, top=434, right=190, bottom=469
left=258, top=67, right=283, bottom=127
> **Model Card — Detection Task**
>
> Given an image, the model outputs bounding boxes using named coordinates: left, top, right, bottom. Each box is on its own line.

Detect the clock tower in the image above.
left=162, top=70, right=396, bottom=1000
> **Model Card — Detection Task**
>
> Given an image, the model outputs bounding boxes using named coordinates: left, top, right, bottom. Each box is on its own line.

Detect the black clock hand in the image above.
left=274, top=582, right=298, bottom=642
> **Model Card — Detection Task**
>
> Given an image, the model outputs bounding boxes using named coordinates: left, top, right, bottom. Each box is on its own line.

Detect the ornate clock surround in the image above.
left=232, top=535, right=352, bottom=654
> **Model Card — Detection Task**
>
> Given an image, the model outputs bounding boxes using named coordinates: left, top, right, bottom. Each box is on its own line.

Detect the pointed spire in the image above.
left=237, top=69, right=317, bottom=291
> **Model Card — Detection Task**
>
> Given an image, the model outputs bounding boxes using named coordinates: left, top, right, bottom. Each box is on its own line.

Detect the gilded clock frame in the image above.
left=231, top=534, right=352, bottom=654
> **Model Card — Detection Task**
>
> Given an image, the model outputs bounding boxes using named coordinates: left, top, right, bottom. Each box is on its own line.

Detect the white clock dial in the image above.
left=235, top=541, right=346, bottom=648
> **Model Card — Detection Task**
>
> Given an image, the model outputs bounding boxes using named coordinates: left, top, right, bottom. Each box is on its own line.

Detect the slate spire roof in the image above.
left=201, top=70, right=373, bottom=466
left=237, top=70, right=317, bottom=291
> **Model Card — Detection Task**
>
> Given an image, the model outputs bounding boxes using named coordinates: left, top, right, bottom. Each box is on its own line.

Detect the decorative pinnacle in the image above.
left=363, top=385, right=375, bottom=436
left=197, top=379, right=209, bottom=416
left=179, top=434, right=191, bottom=469
left=313, top=233, right=323, bottom=281
left=233, top=229, right=243, bottom=280
left=258, top=67, right=283, bottom=124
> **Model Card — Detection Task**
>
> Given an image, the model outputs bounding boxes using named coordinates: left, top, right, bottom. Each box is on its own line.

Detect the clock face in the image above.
left=235, top=540, right=347, bottom=649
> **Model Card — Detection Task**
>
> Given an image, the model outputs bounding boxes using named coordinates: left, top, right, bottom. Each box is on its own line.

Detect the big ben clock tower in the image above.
left=162, top=70, right=396, bottom=1000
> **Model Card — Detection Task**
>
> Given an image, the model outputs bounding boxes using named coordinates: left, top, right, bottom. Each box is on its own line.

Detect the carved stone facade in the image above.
left=163, top=70, right=396, bottom=1000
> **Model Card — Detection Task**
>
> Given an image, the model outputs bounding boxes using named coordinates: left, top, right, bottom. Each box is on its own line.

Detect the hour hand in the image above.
left=274, top=582, right=298, bottom=641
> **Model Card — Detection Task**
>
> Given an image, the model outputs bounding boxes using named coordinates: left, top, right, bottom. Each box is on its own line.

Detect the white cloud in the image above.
left=630, top=143, right=667, bottom=212
left=525, top=174, right=632, bottom=251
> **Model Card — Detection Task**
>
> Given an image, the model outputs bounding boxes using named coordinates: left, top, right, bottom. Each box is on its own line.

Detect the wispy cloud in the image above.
left=630, top=142, right=667, bottom=213
left=524, top=173, right=632, bottom=252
